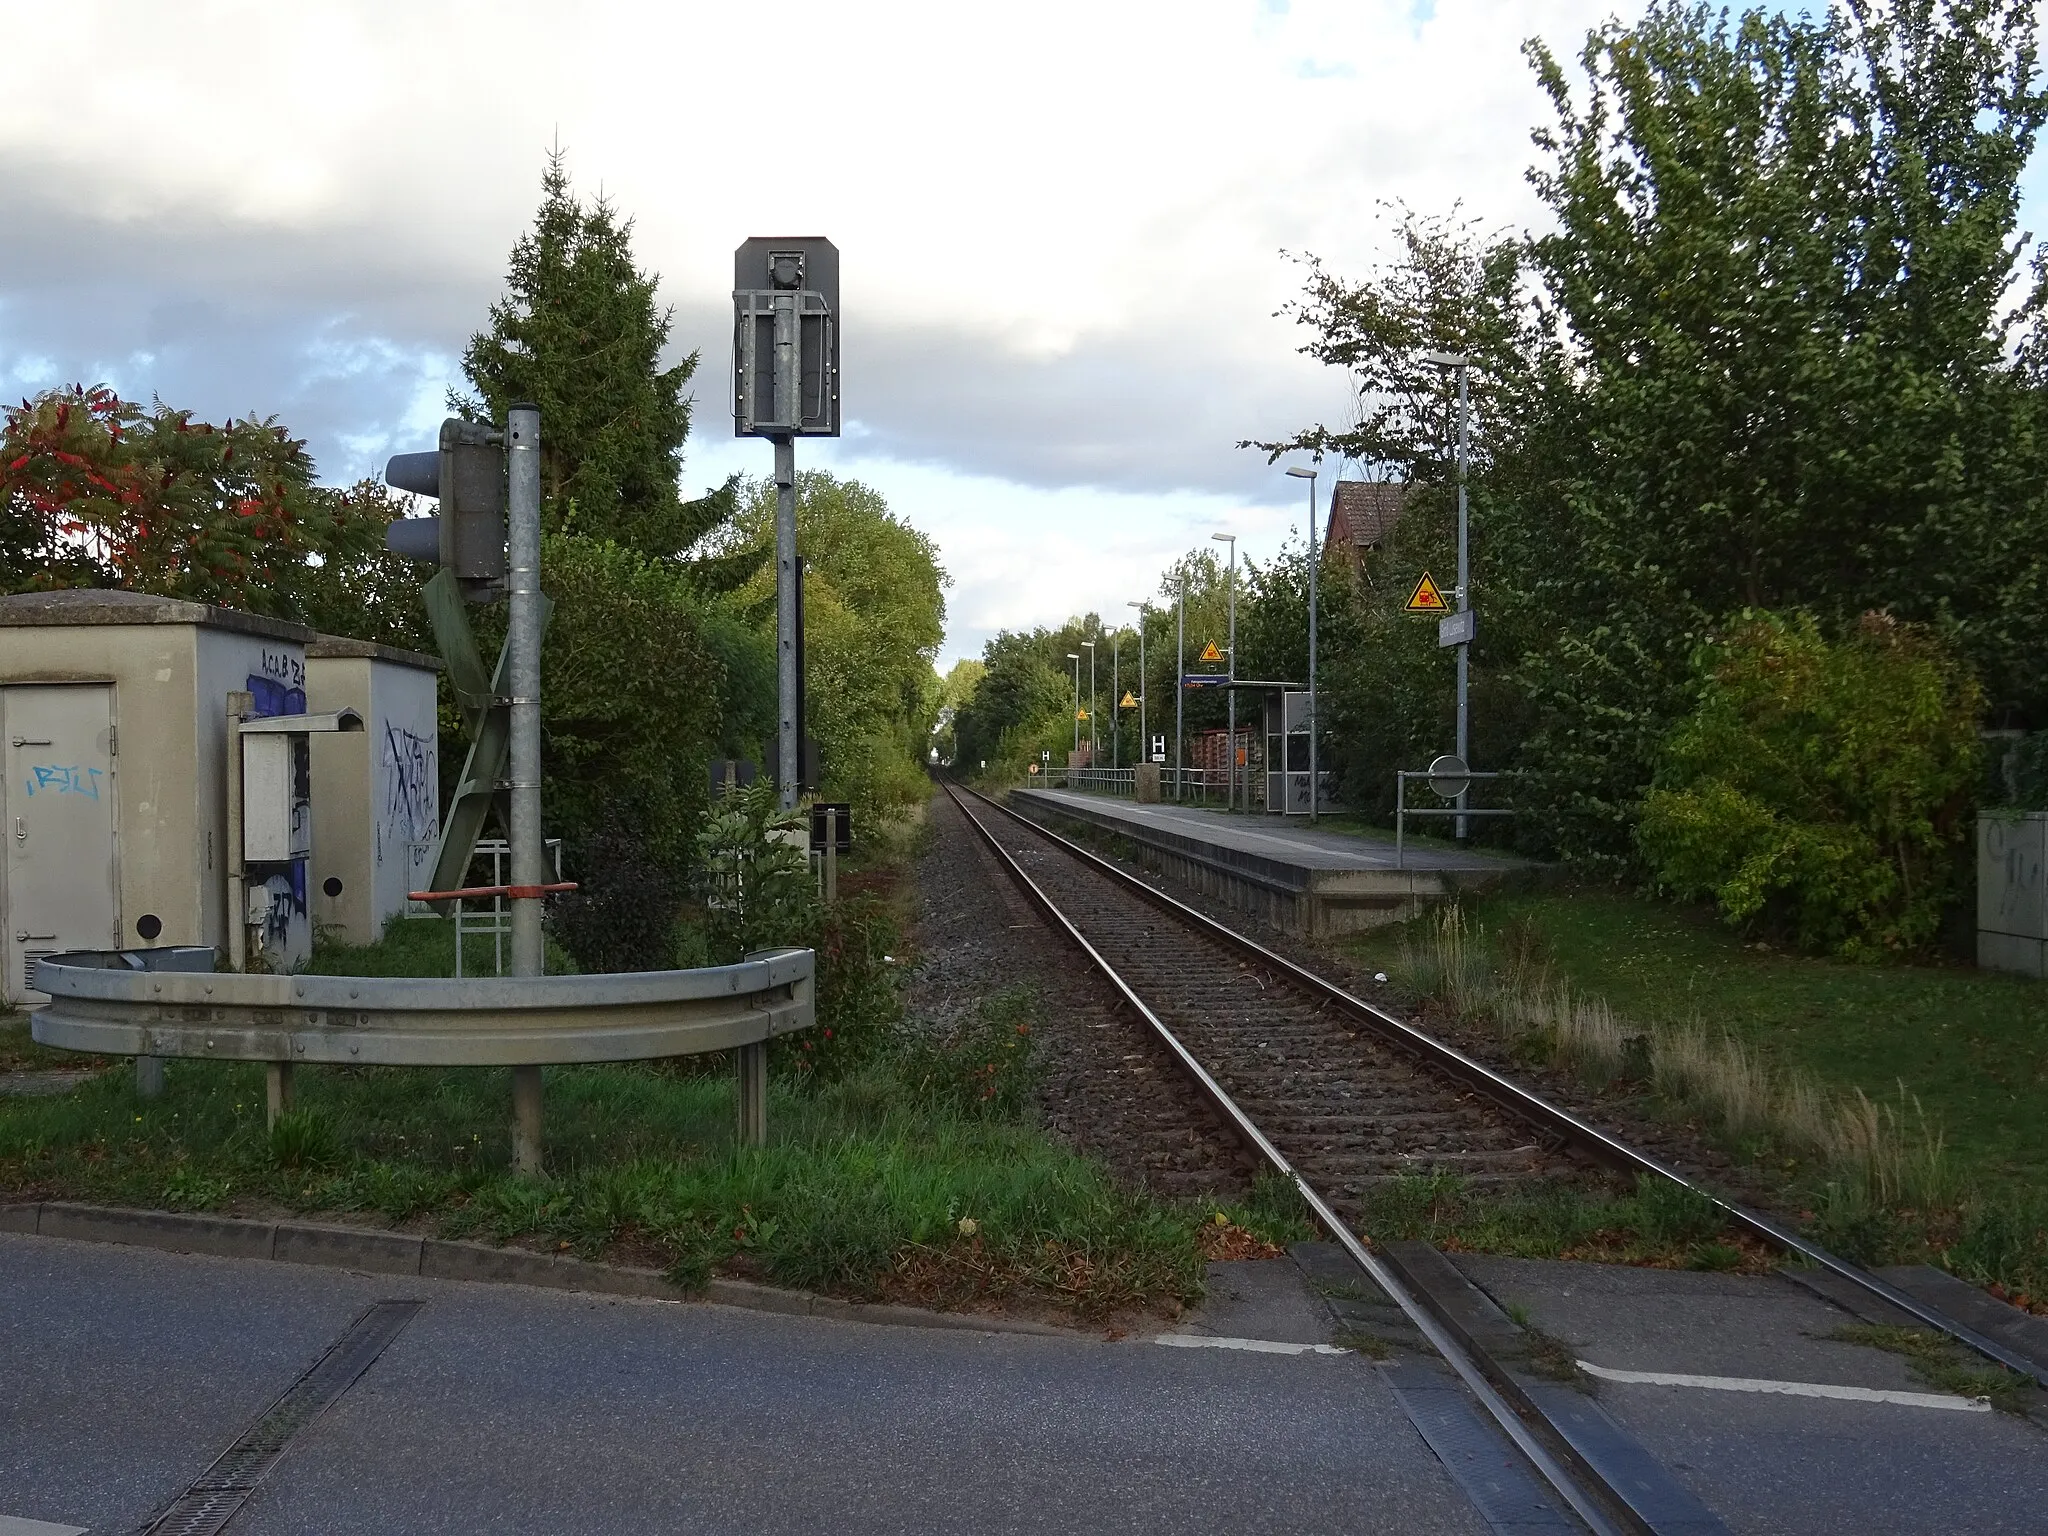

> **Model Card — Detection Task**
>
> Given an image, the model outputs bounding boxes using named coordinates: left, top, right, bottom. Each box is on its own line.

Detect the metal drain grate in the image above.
left=142, top=1299, right=422, bottom=1536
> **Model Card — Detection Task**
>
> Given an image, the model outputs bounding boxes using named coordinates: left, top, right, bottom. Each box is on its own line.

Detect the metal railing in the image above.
left=1394, top=770, right=1513, bottom=869
left=1029, top=766, right=1233, bottom=805
left=32, top=944, right=815, bottom=1154
left=406, top=837, right=564, bottom=979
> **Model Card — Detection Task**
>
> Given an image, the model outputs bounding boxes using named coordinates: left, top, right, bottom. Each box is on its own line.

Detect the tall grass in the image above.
left=1399, top=905, right=1953, bottom=1208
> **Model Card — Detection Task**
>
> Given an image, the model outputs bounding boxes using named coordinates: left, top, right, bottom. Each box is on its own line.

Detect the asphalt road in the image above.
left=1455, top=1253, right=2048, bottom=1535
left=0, top=1233, right=1489, bottom=1536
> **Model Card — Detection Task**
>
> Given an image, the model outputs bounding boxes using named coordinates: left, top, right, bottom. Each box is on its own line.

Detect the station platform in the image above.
left=1005, top=788, right=1538, bottom=937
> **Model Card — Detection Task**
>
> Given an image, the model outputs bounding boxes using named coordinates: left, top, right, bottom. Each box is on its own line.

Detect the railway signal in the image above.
left=734, top=237, right=840, bottom=813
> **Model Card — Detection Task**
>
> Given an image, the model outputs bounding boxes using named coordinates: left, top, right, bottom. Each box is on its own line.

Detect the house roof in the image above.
left=0, top=588, right=313, bottom=643
left=1325, top=481, right=1407, bottom=557
left=306, top=634, right=442, bottom=671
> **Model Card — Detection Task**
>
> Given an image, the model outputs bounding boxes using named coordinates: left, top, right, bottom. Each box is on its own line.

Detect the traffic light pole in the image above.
left=505, top=404, right=546, bottom=1174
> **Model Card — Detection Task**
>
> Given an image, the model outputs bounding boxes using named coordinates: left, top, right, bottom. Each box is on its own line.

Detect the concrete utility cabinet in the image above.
left=1978, top=813, right=2048, bottom=976
left=305, top=637, right=442, bottom=945
left=0, top=590, right=315, bottom=998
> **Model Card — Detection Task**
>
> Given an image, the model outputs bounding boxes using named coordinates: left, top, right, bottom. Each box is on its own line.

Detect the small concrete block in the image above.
left=419, top=1239, right=671, bottom=1298
left=273, top=1222, right=423, bottom=1277
left=0, top=1203, right=41, bottom=1234
left=36, top=1203, right=275, bottom=1260
left=707, top=1277, right=816, bottom=1317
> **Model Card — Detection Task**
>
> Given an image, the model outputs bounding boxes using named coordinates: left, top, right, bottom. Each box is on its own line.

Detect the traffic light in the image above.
left=384, top=418, right=507, bottom=602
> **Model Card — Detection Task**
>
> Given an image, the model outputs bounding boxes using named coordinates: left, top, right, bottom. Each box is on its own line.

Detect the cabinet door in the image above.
left=4, top=685, right=118, bottom=1002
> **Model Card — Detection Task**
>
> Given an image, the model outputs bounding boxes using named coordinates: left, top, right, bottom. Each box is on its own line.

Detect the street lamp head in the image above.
left=1210, top=532, right=1234, bottom=545
left=1066, top=652, right=1079, bottom=661
left=1127, top=600, right=1144, bottom=611
left=1284, top=466, right=1317, bottom=480
left=1081, top=640, right=1094, bottom=649
left=1421, top=349, right=1473, bottom=368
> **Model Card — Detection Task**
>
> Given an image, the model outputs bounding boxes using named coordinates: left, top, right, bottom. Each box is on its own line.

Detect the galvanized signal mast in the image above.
left=732, top=238, right=841, bottom=811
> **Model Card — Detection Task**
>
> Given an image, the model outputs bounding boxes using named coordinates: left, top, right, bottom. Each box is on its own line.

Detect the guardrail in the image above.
left=31, top=944, right=815, bottom=1158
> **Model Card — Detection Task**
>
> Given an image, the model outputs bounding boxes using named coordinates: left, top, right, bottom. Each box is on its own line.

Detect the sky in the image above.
left=1, top=1, right=2042, bottom=668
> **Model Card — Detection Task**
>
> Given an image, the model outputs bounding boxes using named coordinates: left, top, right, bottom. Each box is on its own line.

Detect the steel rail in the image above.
left=964, top=781, right=2048, bottom=1391
left=942, top=781, right=1625, bottom=1535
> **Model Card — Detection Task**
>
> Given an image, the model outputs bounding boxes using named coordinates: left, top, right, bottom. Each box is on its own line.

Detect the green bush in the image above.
left=695, top=781, right=817, bottom=964
left=1638, top=611, right=1982, bottom=956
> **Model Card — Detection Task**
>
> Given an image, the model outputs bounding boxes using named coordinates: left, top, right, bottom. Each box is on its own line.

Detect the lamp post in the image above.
left=1211, top=532, right=1237, bottom=811
left=1423, top=350, right=1473, bottom=839
left=1082, top=639, right=1096, bottom=762
left=1285, top=465, right=1319, bottom=823
left=1127, top=600, right=1147, bottom=773
left=1111, top=629, right=1121, bottom=772
left=1067, top=651, right=1081, bottom=758
left=1175, top=575, right=1186, bottom=802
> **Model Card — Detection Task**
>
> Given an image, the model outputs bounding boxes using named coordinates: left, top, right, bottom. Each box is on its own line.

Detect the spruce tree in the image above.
left=456, top=149, right=710, bottom=557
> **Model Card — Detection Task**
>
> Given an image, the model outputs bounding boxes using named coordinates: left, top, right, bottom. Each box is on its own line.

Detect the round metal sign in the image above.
left=1426, top=754, right=1470, bottom=800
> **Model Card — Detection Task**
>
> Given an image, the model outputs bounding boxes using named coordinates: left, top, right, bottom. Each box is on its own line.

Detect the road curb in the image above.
left=0, top=1200, right=1078, bottom=1339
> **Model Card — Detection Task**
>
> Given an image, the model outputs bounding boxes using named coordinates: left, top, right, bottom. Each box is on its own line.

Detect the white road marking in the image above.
left=0, top=1516, right=90, bottom=1536
left=1576, top=1360, right=1991, bottom=1411
left=1154, top=1334, right=1349, bottom=1355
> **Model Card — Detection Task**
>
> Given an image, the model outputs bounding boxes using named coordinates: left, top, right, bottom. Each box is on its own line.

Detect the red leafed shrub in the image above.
left=0, top=384, right=411, bottom=636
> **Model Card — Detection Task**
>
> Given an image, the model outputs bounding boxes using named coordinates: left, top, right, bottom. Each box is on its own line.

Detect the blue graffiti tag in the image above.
left=24, top=764, right=102, bottom=800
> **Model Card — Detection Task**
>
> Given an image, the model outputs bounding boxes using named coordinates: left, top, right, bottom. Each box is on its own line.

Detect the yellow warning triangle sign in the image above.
left=1119, top=691, right=1137, bottom=709
left=1404, top=572, right=1450, bottom=614
left=1199, top=641, right=1225, bottom=663
left=1076, top=708, right=1089, bottom=720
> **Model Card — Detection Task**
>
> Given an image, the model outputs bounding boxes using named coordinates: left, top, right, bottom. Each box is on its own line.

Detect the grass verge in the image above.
left=0, top=966, right=1304, bottom=1320
left=1361, top=1170, right=1770, bottom=1275
left=1342, top=891, right=2048, bottom=1304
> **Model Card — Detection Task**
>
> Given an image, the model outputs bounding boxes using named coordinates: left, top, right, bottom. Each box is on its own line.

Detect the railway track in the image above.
left=961, top=792, right=1581, bottom=1212
left=940, top=778, right=2047, bottom=1533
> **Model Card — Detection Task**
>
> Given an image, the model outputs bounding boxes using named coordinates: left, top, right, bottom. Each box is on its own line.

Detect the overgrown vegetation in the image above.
left=1359, top=1170, right=1762, bottom=1275
left=1399, top=905, right=1955, bottom=1207
left=0, top=862, right=1300, bottom=1318
left=1828, top=1324, right=2036, bottom=1414
left=0, top=951, right=1298, bottom=1318
left=1639, top=612, right=1983, bottom=955
left=0, top=1046, right=1208, bottom=1316
left=1354, top=892, right=2048, bottom=1303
